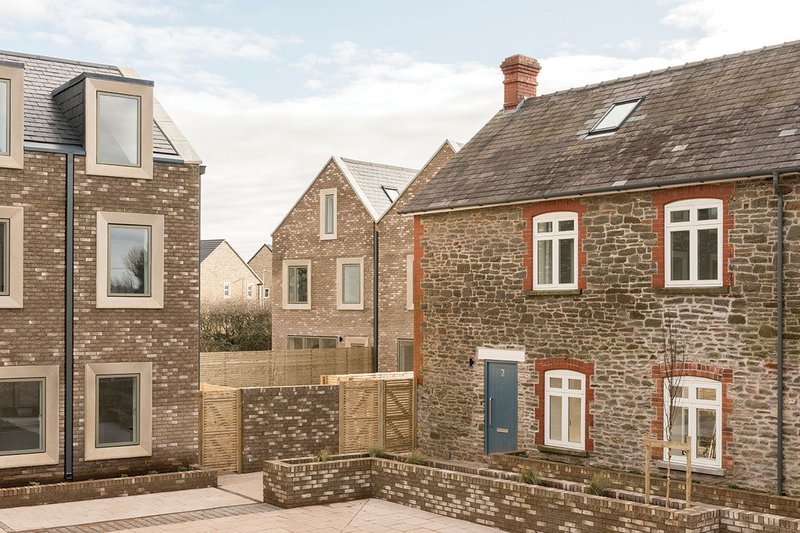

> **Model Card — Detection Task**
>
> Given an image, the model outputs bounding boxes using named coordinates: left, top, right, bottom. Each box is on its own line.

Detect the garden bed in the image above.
left=0, top=468, right=217, bottom=509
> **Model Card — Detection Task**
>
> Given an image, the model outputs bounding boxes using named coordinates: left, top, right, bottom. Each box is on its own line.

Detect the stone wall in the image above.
left=0, top=150, right=201, bottom=485
left=414, top=178, right=800, bottom=495
left=241, top=385, right=339, bottom=472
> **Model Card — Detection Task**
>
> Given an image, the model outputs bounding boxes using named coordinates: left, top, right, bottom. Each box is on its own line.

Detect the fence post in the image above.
left=378, top=380, right=386, bottom=449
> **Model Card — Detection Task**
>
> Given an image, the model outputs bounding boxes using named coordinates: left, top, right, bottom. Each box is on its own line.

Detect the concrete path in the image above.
left=0, top=473, right=501, bottom=532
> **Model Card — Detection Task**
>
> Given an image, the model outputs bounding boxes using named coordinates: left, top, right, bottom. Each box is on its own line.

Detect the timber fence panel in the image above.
left=199, top=384, right=241, bottom=472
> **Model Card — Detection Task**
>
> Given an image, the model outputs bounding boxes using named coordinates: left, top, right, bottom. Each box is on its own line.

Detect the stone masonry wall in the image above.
left=376, top=143, right=456, bottom=371
left=415, top=178, right=800, bottom=495
left=272, top=161, right=374, bottom=351
left=200, top=241, right=262, bottom=308
left=240, top=385, right=339, bottom=472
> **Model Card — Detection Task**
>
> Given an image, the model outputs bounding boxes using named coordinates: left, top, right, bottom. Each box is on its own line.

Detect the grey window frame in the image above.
left=588, top=97, right=643, bottom=135
left=0, top=377, right=46, bottom=456
left=0, top=218, right=8, bottom=296
left=96, top=91, right=142, bottom=168
left=95, top=373, right=141, bottom=448
left=397, top=339, right=414, bottom=372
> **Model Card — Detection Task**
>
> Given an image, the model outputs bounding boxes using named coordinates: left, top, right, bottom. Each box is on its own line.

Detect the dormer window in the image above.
left=0, top=61, right=24, bottom=170
left=97, top=92, right=141, bottom=167
left=589, top=97, right=642, bottom=134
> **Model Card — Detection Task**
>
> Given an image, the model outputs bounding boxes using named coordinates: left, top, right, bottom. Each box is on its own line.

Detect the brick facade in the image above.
left=200, top=241, right=262, bottom=308
left=0, top=151, right=201, bottom=485
left=414, top=178, right=800, bottom=495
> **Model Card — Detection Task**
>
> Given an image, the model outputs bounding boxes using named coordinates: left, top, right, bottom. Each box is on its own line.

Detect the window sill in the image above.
left=655, top=286, right=731, bottom=296
left=655, top=460, right=725, bottom=477
left=526, top=289, right=582, bottom=298
left=536, top=445, right=589, bottom=458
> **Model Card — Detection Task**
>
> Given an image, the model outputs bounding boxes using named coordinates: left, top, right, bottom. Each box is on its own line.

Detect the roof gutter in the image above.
left=399, top=165, right=800, bottom=217
left=773, top=170, right=785, bottom=495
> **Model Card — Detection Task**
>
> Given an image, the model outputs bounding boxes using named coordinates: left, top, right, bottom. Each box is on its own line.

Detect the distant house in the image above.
left=401, top=45, right=800, bottom=495
left=248, top=244, right=273, bottom=301
left=271, top=142, right=458, bottom=368
left=0, top=49, right=202, bottom=485
left=200, top=239, right=263, bottom=307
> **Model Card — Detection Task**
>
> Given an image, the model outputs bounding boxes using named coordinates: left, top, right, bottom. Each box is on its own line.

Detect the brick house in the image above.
left=402, top=43, right=800, bottom=495
left=272, top=143, right=457, bottom=369
left=0, top=50, right=202, bottom=485
left=200, top=239, right=263, bottom=308
left=248, top=243, right=272, bottom=301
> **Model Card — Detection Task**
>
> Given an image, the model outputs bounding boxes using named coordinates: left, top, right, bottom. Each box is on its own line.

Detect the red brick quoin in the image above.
left=534, top=358, right=595, bottom=451
left=522, top=199, right=588, bottom=292
left=413, top=216, right=425, bottom=384
left=650, top=363, right=734, bottom=470
left=651, top=184, right=735, bottom=288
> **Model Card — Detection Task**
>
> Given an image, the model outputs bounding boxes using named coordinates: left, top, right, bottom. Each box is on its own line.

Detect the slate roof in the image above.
left=200, top=239, right=225, bottom=263
left=402, top=41, right=800, bottom=214
left=0, top=49, right=179, bottom=156
left=338, top=157, right=418, bottom=219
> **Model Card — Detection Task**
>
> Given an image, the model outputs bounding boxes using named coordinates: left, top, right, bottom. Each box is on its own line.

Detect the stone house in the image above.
left=200, top=239, right=263, bottom=308
left=272, top=144, right=457, bottom=369
left=247, top=243, right=272, bottom=301
left=402, top=43, right=800, bottom=495
left=0, top=50, right=202, bottom=485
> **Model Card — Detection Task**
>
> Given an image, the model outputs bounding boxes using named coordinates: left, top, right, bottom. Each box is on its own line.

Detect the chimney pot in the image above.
left=500, top=54, right=541, bottom=110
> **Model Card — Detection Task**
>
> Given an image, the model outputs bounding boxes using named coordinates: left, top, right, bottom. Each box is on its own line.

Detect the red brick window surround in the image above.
left=523, top=200, right=588, bottom=292
left=652, top=184, right=734, bottom=288
left=534, top=358, right=594, bottom=451
left=650, top=363, right=733, bottom=471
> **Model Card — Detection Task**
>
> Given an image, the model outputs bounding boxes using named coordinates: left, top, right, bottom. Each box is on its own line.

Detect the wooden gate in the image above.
left=199, top=384, right=242, bottom=472
left=339, top=377, right=415, bottom=453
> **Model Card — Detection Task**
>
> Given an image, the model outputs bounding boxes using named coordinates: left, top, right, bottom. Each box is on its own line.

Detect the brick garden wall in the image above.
left=241, top=385, right=339, bottom=472
left=414, top=178, right=800, bottom=495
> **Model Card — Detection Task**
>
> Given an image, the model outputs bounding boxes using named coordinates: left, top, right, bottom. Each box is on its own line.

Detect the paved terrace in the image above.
left=0, top=473, right=500, bottom=533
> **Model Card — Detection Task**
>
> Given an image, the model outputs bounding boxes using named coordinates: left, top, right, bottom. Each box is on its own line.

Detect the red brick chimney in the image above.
left=500, top=54, right=541, bottom=110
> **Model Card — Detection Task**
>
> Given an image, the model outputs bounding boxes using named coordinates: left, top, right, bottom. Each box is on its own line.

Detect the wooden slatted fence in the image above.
left=199, top=383, right=241, bottom=473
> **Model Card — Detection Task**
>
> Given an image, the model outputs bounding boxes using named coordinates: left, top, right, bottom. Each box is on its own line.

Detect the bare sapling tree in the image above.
left=662, top=319, right=687, bottom=506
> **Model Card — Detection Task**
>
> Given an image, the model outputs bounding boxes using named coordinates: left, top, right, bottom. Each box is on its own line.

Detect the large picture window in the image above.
left=664, top=199, right=723, bottom=287
left=663, top=377, right=722, bottom=469
left=532, top=212, right=578, bottom=290
left=96, top=375, right=139, bottom=448
left=288, top=335, right=338, bottom=350
left=108, top=224, right=151, bottom=296
left=0, top=365, right=59, bottom=469
left=337, top=257, right=364, bottom=310
left=544, top=370, right=585, bottom=450
left=283, top=260, right=311, bottom=310
left=0, top=206, right=23, bottom=308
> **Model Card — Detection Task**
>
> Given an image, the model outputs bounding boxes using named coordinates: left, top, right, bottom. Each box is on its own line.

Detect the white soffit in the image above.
left=477, top=347, right=525, bottom=362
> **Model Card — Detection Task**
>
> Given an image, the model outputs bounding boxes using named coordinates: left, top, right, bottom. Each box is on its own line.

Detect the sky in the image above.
left=2, top=0, right=800, bottom=258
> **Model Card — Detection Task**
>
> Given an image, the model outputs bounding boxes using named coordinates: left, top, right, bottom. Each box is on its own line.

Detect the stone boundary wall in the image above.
left=241, top=385, right=339, bottom=472
left=0, top=469, right=217, bottom=509
left=263, top=454, right=800, bottom=532
left=491, top=452, right=800, bottom=520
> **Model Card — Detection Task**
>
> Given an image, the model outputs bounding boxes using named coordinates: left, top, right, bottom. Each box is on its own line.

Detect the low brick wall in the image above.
left=491, top=452, right=800, bottom=520
left=264, top=455, right=800, bottom=532
left=0, top=469, right=217, bottom=509
left=263, top=454, right=371, bottom=508
left=241, top=385, right=339, bottom=472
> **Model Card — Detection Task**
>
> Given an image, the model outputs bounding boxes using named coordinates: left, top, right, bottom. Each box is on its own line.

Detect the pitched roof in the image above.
left=200, top=239, right=225, bottom=263
left=0, top=49, right=196, bottom=160
left=402, top=41, right=800, bottom=214
left=337, top=157, right=418, bottom=219
left=247, top=243, right=272, bottom=264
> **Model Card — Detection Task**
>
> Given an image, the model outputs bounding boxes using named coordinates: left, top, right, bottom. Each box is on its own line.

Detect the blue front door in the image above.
left=485, top=361, right=518, bottom=454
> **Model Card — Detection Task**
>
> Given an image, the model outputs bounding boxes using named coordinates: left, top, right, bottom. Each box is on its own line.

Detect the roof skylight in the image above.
left=589, top=98, right=642, bottom=134
left=382, top=186, right=400, bottom=202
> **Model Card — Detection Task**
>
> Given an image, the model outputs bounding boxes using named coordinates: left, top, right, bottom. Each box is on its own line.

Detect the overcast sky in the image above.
left=3, top=0, right=800, bottom=258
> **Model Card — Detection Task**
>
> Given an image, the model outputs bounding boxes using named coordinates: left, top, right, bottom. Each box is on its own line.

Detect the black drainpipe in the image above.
left=373, top=227, right=379, bottom=372
left=773, top=170, right=784, bottom=495
left=65, top=153, right=74, bottom=481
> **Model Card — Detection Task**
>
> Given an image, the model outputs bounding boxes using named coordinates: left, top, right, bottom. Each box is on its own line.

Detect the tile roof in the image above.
left=338, top=157, right=418, bottom=219
left=402, top=41, right=800, bottom=214
left=0, top=49, right=179, bottom=156
left=200, top=239, right=225, bottom=263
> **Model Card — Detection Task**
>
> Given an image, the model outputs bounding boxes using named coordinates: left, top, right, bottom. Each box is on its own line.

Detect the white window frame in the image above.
left=84, top=77, right=154, bottom=180
left=406, top=254, right=414, bottom=310
left=544, top=369, right=586, bottom=451
left=246, top=283, right=254, bottom=299
left=0, top=365, right=59, bottom=469
left=664, top=198, right=723, bottom=288
left=663, top=376, right=722, bottom=469
left=0, top=62, right=24, bottom=170
left=85, top=362, right=152, bottom=461
left=0, top=206, right=23, bottom=308
left=263, top=287, right=270, bottom=299
left=282, top=259, right=311, bottom=310
left=336, top=257, right=364, bottom=310
left=223, top=282, right=231, bottom=299
left=96, top=211, right=164, bottom=309
left=532, top=212, right=579, bottom=290
left=319, top=188, right=337, bottom=240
